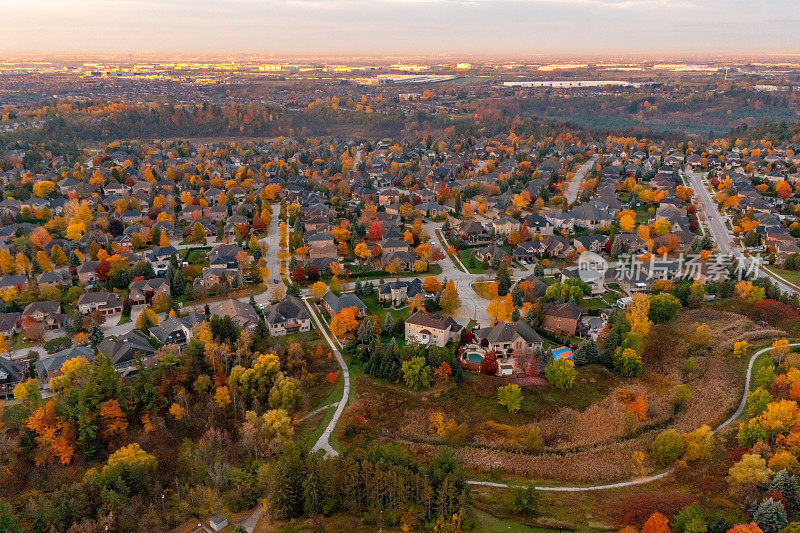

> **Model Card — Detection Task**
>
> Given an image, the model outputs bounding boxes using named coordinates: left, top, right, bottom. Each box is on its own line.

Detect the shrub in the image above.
left=497, top=384, right=523, bottom=413
left=504, top=485, right=538, bottom=515
left=651, top=429, right=685, bottom=466
left=545, top=359, right=576, bottom=390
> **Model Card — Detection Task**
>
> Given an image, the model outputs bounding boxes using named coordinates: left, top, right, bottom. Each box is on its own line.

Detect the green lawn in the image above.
left=264, top=329, right=323, bottom=348
left=459, top=249, right=487, bottom=274
left=182, top=247, right=211, bottom=266
left=764, top=266, right=800, bottom=287
left=472, top=509, right=554, bottom=533
left=344, top=263, right=442, bottom=282
left=579, top=297, right=607, bottom=312
left=360, top=293, right=412, bottom=323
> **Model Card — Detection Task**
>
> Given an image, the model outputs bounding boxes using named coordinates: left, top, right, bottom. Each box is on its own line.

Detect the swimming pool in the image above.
left=465, top=352, right=483, bottom=365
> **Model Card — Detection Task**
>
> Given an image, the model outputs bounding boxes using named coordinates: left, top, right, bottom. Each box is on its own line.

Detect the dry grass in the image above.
left=353, top=307, right=774, bottom=484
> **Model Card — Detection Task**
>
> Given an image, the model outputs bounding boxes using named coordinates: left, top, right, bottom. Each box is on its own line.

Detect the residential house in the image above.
left=129, top=278, right=171, bottom=306
left=77, top=292, right=123, bottom=315
left=77, top=261, right=100, bottom=284
left=542, top=302, right=582, bottom=336
left=98, top=330, right=157, bottom=371
left=457, top=221, right=489, bottom=243
left=377, top=278, right=423, bottom=306
left=322, top=292, right=367, bottom=317
left=492, top=217, right=520, bottom=237
left=263, top=296, right=312, bottom=336
left=473, top=321, right=543, bottom=359
left=22, top=301, right=66, bottom=330
left=0, top=357, right=26, bottom=398
left=405, top=311, right=463, bottom=347
left=148, top=312, right=204, bottom=346
left=0, top=312, right=20, bottom=337
left=37, top=269, right=72, bottom=288
left=209, top=299, right=260, bottom=331
left=35, top=346, right=94, bottom=389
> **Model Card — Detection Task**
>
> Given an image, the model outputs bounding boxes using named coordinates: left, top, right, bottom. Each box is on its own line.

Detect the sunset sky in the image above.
left=2, top=0, right=799, bottom=56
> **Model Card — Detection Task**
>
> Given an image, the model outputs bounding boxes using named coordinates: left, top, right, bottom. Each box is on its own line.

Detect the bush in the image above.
left=497, top=384, right=523, bottom=413
left=545, top=359, right=577, bottom=390
left=43, top=336, right=72, bottom=354
left=651, top=429, right=685, bottom=466
left=504, top=485, right=538, bottom=515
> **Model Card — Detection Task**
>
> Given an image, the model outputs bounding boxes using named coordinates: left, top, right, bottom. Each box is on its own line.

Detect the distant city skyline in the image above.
left=2, top=0, right=799, bottom=56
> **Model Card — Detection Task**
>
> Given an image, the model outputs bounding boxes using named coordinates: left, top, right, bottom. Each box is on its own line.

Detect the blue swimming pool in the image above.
left=465, top=352, right=483, bottom=365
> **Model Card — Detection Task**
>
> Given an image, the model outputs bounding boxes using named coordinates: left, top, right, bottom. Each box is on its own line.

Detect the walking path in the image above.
left=303, top=296, right=349, bottom=459
left=467, top=342, right=797, bottom=492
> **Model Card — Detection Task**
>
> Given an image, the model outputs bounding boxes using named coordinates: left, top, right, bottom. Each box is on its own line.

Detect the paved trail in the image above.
left=468, top=342, right=796, bottom=492
left=304, top=296, right=349, bottom=458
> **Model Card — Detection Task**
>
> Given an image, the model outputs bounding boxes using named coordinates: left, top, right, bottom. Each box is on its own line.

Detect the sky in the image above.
left=2, top=0, right=799, bottom=57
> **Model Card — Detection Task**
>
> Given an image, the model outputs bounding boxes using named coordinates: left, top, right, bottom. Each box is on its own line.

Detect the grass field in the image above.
left=764, top=265, right=800, bottom=287
left=459, top=249, right=487, bottom=274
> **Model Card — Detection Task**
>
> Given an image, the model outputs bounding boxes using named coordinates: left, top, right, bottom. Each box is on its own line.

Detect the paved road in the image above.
left=686, top=170, right=732, bottom=255
left=566, top=154, right=598, bottom=206
left=304, top=296, right=349, bottom=458
left=426, top=221, right=495, bottom=326
left=687, top=169, right=796, bottom=296
left=468, top=342, right=795, bottom=492
left=261, top=202, right=281, bottom=283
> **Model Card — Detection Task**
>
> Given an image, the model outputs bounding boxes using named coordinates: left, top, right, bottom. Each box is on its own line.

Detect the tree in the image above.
left=545, top=358, right=576, bottom=389
left=214, top=385, right=232, bottom=407
left=36, top=250, right=53, bottom=272
left=309, top=281, right=328, bottom=300
left=652, top=429, right=685, bottom=465
left=169, top=402, right=185, bottom=420
left=291, top=264, right=307, bottom=283
left=26, top=399, right=75, bottom=465
left=402, top=356, right=432, bottom=390
left=439, top=280, right=461, bottom=314
left=734, top=340, right=750, bottom=359
left=49, top=244, right=67, bottom=266
left=135, top=308, right=159, bottom=331
left=729, top=454, right=773, bottom=486
left=480, top=351, right=499, bottom=375
left=573, top=338, right=600, bottom=365
left=497, top=384, right=523, bottom=413
left=99, top=399, right=128, bottom=442
left=269, top=374, right=301, bottom=412
left=330, top=307, right=359, bottom=338
left=688, top=322, right=712, bottom=356
left=354, top=241, right=371, bottom=262
left=487, top=294, right=514, bottom=323
left=772, top=338, right=790, bottom=365
left=648, top=292, right=681, bottom=323
left=642, top=512, right=670, bottom=533
left=422, top=276, right=442, bottom=293
left=627, top=292, right=651, bottom=337
left=89, top=322, right=104, bottom=350
left=613, top=347, right=643, bottom=377
left=190, top=222, right=206, bottom=244
left=753, top=498, right=788, bottom=533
